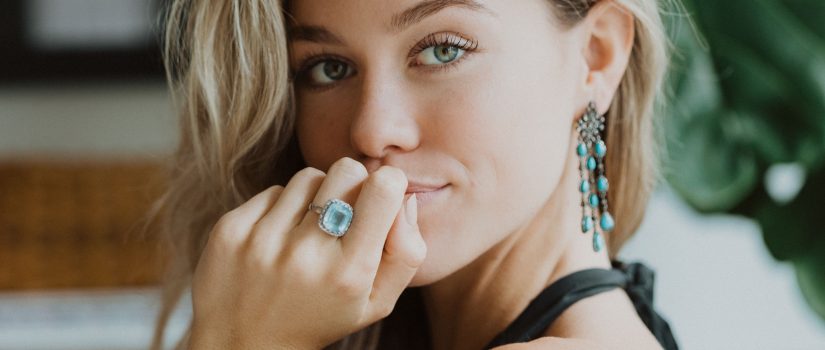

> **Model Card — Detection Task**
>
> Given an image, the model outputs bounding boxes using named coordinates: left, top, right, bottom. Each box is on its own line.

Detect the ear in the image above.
left=578, top=1, right=635, bottom=115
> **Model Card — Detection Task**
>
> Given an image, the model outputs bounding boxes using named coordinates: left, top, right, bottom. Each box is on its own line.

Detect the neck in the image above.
left=420, top=145, right=611, bottom=350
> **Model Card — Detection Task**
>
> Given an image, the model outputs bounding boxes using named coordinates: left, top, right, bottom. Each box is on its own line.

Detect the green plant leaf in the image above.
left=794, top=252, right=825, bottom=324
left=663, top=0, right=825, bottom=322
left=754, top=168, right=824, bottom=261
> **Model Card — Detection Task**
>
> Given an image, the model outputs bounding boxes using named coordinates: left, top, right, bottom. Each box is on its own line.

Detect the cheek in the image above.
left=435, top=51, right=575, bottom=206
left=484, top=47, right=577, bottom=214
left=409, top=56, right=576, bottom=283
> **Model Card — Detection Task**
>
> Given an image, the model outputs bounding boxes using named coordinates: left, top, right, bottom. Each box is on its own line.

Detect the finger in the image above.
left=222, top=185, right=285, bottom=229
left=341, top=165, right=407, bottom=273
left=249, top=167, right=326, bottom=251
left=209, top=184, right=286, bottom=249
left=251, top=186, right=285, bottom=221
left=200, top=185, right=288, bottom=283
left=367, top=193, right=427, bottom=320
left=292, top=157, right=368, bottom=245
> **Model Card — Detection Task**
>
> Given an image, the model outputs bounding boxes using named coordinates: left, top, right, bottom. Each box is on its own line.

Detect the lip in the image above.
left=406, top=183, right=449, bottom=205
left=405, top=182, right=448, bottom=194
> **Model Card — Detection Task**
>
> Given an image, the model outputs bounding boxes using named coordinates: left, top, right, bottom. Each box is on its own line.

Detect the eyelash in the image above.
left=290, top=32, right=479, bottom=91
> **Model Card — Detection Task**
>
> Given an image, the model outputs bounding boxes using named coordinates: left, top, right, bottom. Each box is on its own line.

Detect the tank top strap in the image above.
left=615, top=260, right=680, bottom=350
left=484, top=265, right=628, bottom=348
left=485, top=260, right=679, bottom=349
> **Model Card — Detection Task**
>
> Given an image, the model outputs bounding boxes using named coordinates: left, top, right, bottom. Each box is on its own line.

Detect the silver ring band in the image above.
left=308, top=202, right=324, bottom=214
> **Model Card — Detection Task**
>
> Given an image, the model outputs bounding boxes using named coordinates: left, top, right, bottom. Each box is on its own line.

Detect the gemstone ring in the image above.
left=308, top=198, right=354, bottom=237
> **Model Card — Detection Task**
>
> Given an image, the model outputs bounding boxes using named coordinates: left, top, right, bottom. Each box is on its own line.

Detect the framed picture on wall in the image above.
left=0, top=0, right=165, bottom=83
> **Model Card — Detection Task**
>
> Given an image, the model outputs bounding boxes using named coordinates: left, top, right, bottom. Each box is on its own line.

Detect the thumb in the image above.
left=365, top=194, right=427, bottom=320
left=402, top=193, right=426, bottom=259
left=384, top=194, right=426, bottom=267
left=405, top=193, right=418, bottom=229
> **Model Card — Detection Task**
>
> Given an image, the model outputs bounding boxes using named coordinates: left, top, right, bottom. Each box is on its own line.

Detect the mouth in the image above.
left=405, top=184, right=449, bottom=205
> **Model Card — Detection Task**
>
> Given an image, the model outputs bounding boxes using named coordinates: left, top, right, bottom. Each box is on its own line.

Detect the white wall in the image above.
left=620, top=187, right=825, bottom=350
left=0, top=82, right=176, bottom=160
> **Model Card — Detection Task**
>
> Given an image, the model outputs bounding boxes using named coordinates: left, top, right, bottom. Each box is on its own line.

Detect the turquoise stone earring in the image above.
left=576, top=101, right=614, bottom=252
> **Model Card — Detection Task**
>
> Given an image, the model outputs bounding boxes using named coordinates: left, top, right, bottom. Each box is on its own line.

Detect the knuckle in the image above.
left=410, top=240, right=428, bottom=266
left=211, top=212, right=246, bottom=245
left=405, top=248, right=427, bottom=268
left=280, top=249, right=320, bottom=284
left=385, top=244, right=426, bottom=270
left=330, top=157, right=369, bottom=179
left=334, top=278, right=366, bottom=299
left=330, top=270, right=368, bottom=299
left=241, top=249, right=271, bottom=275
left=242, top=235, right=277, bottom=269
left=374, top=299, right=396, bottom=318
left=203, top=222, right=246, bottom=264
left=267, top=185, right=286, bottom=201
left=342, top=262, right=375, bottom=285
left=294, top=167, right=326, bottom=182
left=367, top=166, right=407, bottom=197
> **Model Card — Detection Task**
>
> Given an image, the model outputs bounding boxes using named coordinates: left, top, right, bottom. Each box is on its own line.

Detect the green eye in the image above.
left=308, top=60, right=352, bottom=84
left=417, top=45, right=464, bottom=65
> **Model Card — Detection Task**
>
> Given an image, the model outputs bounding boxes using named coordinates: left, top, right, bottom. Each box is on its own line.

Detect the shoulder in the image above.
left=491, top=337, right=610, bottom=350
left=492, top=335, right=662, bottom=350
left=542, top=288, right=664, bottom=349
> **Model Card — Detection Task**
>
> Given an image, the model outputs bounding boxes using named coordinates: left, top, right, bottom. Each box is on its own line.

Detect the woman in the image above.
left=148, top=0, right=678, bottom=348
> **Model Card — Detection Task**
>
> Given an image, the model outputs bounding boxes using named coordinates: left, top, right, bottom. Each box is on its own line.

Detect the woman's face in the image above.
left=289, top=0, right=587, bottom=286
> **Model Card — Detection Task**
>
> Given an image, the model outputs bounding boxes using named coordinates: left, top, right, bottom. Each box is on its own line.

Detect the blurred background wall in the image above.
left=1, top=0, right=824, bottom=349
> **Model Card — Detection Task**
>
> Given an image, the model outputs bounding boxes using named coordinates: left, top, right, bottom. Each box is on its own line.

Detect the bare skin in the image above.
left=188, top=0, right=663, bottom=349
left=422, top=136, right=661, bottom=350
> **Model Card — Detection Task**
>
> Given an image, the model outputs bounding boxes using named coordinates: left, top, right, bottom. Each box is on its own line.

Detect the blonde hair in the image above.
left=147, top=0, right=672, bottom=348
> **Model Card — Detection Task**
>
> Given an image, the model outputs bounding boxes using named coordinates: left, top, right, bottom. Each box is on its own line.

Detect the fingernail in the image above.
left=405, top=193, right=417, bottom=225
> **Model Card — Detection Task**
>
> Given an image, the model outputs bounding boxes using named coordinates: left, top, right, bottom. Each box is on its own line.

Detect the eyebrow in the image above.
left=288, top=0, right=493, bottom=45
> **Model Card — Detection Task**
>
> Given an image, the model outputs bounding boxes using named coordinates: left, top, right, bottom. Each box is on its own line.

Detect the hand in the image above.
left=188, top=157, right=427, bottom=349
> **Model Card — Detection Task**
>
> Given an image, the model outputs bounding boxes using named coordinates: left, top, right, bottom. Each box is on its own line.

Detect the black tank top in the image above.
left=378, top=260, right=679, bottom=349
left=485, top=259, right=679, bottom=349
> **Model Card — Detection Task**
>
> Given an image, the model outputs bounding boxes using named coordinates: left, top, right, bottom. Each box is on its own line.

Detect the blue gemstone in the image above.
left=593, top=231, right=605, bottom=252
left=579, top=180, right=590, bottom=193
left=581, top=216, right=593, bottom=233
left=600, top=212, right=615, bottom=232
left=589, top=193, right=599, bottom=207
left=595, top=140, right=607, bottom=158
left=597, top=176, right=609, bottom=193
left=320, top=199, right=353, bottom=236
left=577, top=143, right=587, bottom=157
left=586, top=156, right=597, bottom=171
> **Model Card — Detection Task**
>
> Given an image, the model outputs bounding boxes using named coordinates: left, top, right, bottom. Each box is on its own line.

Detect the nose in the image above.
left=349, top=71, right=421, bottom=161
